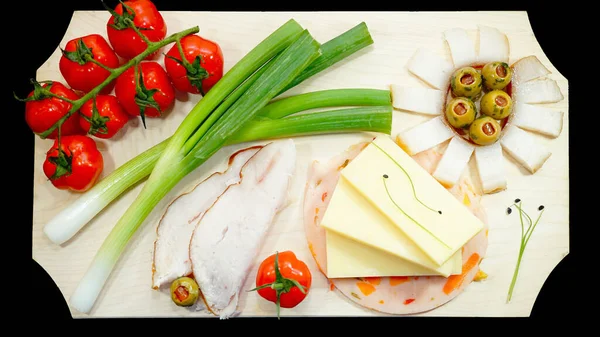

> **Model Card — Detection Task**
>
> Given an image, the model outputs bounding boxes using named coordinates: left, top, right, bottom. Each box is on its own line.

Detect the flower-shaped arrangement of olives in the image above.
left=445, top=61, right=513, bottom=146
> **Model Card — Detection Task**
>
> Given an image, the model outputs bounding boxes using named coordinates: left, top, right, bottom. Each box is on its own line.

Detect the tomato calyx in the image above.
left=47, top=145, right=73, bottom=180
left=81, top=98, right=111, bottom=136
left=103, top=0, right=150, bottom=32
left=133, top=65, right=162, bottom=128
left=61, top=39, right=95, bottom=66
left=13, top=80, right=69, bottom=103
left=248, top=251, right=307, bottom=319
left=103, top=0, right=136, bottom=31
left=165, top=52, right=209, bottom=95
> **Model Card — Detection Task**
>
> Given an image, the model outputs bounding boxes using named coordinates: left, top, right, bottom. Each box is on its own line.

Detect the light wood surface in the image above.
left=31, top=11, right=569, bottom=317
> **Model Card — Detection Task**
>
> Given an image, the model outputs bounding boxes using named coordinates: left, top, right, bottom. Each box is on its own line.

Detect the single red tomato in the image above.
left=43, top=135, right=104, bottom=192
left=106, top=0, right=167, bottom=60
left=24, top=81, right=83, bottom=139
left=79, top=95, right=130, bottom=139
left=252, top=251, right=312, bottom=318
left=114, top=61, right=175, bottom=126
left=59, top=34, right=120, bottom=94
left=164, top=34, right=224, bottom=94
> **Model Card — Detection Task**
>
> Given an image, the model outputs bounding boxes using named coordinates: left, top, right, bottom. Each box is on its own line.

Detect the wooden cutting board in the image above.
left=31, top=11, right=569, bottom=317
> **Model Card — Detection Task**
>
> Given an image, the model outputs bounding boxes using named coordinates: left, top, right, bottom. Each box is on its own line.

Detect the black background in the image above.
left=15, top=0, right=582, bottom=328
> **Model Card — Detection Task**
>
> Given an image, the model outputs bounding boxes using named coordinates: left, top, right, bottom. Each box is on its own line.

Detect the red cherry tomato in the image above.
left=164, top=34, right=224, bottom=94
left=114, top=61, right=175, bottom=124
left=59, top=34, right=120, bottom=94
left=79, top=95, right=130, bottom=139
left=24, top=81, right=83, bottom=139
left=253, top=251, right=312, bottom=318
left=106, top=0, right=167, bottom=60
left=43, top=135, right=104, bottom=192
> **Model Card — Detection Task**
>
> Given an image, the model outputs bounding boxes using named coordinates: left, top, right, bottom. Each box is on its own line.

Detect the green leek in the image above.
left=43, top=23, right=378, bottom=246
left=259, top=88, right=391, bottom=119
left=280, top=22, right=373, bottom=94
left=69, top=28, right=321, bottom=314
left=231, top=105, right=393, bottom=144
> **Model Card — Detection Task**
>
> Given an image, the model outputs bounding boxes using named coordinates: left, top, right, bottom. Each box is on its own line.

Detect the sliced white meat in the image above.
left=396, top=116, right=454, bottom=155
left=511, top=102, right=564, bottom=138
left=474, top=142, right=506, bottom=194
left=443, top=28, right=477, bottom=68
left=189, top=139, right=296, bottom=319
left=303, top=142, right=488, bottom=315
left=390, top=85, right=444, bottom=116
left=500, top=125, right=552, bottom=173
left=477, top=26, right=509, bottom=64
left=151, top=146, right=261, bottom=289
left=511, top=55, right=551, bottom=85
left=406, top=48, right=454, bottom=90
left=432, top=136, right=475, bottom=188
left=514, top=78, right=564, bottom=104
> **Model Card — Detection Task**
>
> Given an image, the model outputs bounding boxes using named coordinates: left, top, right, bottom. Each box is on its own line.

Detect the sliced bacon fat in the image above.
left=151, top=146, right=262, bottom=289
left=190, top=139, right=296, bottom=319
left=304, top=141, right=488, bottom=315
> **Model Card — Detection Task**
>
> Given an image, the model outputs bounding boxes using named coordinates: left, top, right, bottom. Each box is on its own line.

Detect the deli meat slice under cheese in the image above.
left=151, top=146, right=261, bottom=289
left=190, top=139, right=297, bottom=319
left=304, top=142, right=489, bottom=315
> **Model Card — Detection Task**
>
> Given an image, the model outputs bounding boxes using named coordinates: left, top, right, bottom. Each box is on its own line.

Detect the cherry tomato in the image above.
left=253, top=251, right=312, bottom=318
left=164, top=34, right=224, bottom=94
left=24, top=81, right=83, bottom=139
left=114, top=61, right=175, bottom=125
left=106, top=0, right=167, bottom=60
left=79, top=95, right=130, bottom=139
left=59, top=34, right=120, bottom=94
left=43, top=135, right=104, bottom=192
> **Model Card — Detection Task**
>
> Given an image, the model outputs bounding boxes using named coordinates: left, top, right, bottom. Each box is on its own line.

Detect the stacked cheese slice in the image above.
left=320, top=136, right=484, bottom=278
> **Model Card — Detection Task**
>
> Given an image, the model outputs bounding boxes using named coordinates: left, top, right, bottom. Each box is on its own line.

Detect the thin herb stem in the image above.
left=381, top=176, right=451, bottom=250
left=372, top=142, right=441, bottom=215
left=36, top=25, right=199, bottom=139
left=506, top=202, right=545, bottom=303
left=524, top=209, right=544, bottom=247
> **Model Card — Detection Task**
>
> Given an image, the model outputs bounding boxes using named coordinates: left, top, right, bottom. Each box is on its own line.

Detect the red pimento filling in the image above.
left=460, top=74, right=474, bottom=85
left=482, top=122, right=496, bottom=136
left=454, top=102, right=467, bottom=115
left=175, top=286, right=189, bottom=302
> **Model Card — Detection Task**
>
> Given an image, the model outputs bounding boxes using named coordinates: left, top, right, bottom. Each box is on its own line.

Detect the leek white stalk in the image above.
left=44, top=139, right=167, bottom=244
left=70, top=27, right=321, bottom=314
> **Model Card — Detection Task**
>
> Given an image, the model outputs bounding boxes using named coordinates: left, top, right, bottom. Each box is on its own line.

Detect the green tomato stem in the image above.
left=36, top=25, right=200, bottom=139
left=85, top=55, right=115, bottom=73
left=125, top=17, right=154, bottom=46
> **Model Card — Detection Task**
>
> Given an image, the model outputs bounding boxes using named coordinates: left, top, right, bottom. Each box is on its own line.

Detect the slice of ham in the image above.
left=304, top=141, right=488, bottom=315
left=151, top=146, right=262, bottom=289
left=190, top=139, right=297, bottom=319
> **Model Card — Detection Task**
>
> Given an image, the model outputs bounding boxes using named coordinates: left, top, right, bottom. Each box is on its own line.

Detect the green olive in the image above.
left=445, top=97, right=477, bottom=128
left=450, top=67, right=483, bottom=98
left=170, top=277, right=199, bottom=307
left=480, top=89, right=513, bottom=120
left=469, top=117, right=501, bottom=146
left=481, top=62, right=512, bottom=90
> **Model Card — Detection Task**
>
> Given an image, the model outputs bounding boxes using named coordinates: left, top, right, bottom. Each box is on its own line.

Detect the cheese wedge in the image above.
left=326, top=230, right=461, bottom=278
left=341, top=136, right=484, bottom=266
left=320, top=178, right=461, bottom=277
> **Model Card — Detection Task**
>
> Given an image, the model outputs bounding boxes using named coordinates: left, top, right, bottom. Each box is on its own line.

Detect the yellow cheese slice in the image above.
left=326, top=230, right=461, bottom=278
left=320, top=177, right=461, bottom=277
left=341, top=136, right=484, bottom=266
